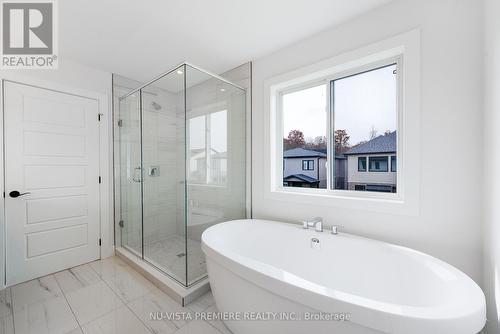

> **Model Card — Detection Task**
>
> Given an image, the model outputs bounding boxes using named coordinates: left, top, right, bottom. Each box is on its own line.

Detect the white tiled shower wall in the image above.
left=141, top=86, right=180, bottom=244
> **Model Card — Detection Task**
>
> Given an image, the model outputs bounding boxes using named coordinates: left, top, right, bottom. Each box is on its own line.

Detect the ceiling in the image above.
left=59, top=0, right=392, bottom=82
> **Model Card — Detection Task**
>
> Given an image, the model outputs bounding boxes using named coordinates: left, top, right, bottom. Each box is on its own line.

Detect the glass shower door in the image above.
left=118, top=92, right=143, bottom=256
left=141, top=66, right=187, bottom=285
left=185, top=65, right=247, bottom=285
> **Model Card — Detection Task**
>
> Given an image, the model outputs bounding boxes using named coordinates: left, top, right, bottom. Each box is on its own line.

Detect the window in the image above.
left=354, top=185, right=366, bottom=191
left=209, top=110, right=227, bottom=184
left=279, top=59, right=399, bottom=194
left=369, top=156, right=389, bottom=172
left=188, top=115, right=206, bottom=184
left=366, top=184, right=392, bottom=192
left=358, top=157, right=367, bottom=172
left=302, top=160, right=314, bottom=170
left=282, top=84, right=327, bottom=189
left=188, top=110, right=228, bottom=186
left=391, top=156, right=396, bottom=172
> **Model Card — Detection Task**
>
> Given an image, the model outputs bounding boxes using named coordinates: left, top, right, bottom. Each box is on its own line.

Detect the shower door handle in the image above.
left=132, top=167, right=142, bottom=182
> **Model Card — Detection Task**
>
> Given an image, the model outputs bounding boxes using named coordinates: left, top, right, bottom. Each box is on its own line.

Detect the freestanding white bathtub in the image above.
left=201, top=219, right=486, bottom=334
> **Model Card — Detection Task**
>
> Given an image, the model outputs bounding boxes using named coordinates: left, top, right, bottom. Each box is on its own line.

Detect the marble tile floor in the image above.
left=144, top=234, right=207, bottom=285
left=0, top=256, right=232, bottom=334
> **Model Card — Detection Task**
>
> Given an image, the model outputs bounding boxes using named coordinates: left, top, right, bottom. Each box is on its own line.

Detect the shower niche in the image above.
left=114, top=63, right=247, bottom=290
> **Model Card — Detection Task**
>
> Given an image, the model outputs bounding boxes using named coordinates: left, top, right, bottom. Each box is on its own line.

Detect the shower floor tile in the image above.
left=144, top=234, right=207, bottom=284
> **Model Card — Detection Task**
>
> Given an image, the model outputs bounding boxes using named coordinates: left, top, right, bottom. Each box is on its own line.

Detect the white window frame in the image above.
left=263, top=29, right=421, bottom=215
left=276, top=57, right=401, bottom=197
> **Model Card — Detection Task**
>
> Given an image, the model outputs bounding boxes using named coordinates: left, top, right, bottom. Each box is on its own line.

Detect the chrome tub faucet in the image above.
left=302, top=217, right=323, bottom=232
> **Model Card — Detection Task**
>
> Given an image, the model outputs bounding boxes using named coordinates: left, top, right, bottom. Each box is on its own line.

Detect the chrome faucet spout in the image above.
left=302, top=217, right=323, bottom=232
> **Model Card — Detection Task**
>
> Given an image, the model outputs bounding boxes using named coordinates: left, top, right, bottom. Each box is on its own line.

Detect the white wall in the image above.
left=0, top=59, right=112, bottom=94
left=483, top=0, right=500, bottom=331
left=252, top=0, right=484, bottom=285
left=0, top=59, right=113, bottom=288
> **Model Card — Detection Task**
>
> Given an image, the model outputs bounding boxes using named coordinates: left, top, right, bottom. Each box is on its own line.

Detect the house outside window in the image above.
left=358, top=157, right=367, bottom=172
left=279, top=57, right=399, bottom=194
left=188, top=110, right=228, bottom=186
left=302, top=160, right=314, bottom=170
left=283, top=148, right=326, bottom=188
left=344, top=132, right=396, bottom=192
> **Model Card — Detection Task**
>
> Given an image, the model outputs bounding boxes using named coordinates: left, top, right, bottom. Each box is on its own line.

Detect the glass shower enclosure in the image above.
left=115, top=63, right=247, bottom=287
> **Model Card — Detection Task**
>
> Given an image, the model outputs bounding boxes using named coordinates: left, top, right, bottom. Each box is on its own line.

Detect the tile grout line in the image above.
left=108, top=256, right=196, bottom=333
left=86, top=260, right=136, bottom=326
left=60, top=261, right=129, bottom=331
left=64, top=260, right=133, bottom=330
left=53, top=273, right=85, bottom=334
left=10, top=277, right=66, bottom=334
left=88, top=257, right=221, bottom=334
left=96, top=259, right=156, bottom=334
left=7, top=288, right=16, bottom=334
left=121, top=299, right=157, bottom=334
left=182, top=299, right=227, bottom=334
left=204, top=319, right=229, bottom=334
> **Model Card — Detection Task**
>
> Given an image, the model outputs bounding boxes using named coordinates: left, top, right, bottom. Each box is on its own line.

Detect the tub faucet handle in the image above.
left=302, top=217, right=323, bottom=232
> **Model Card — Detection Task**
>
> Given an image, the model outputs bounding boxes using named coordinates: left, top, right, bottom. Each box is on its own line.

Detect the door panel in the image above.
left=4, top=82, right=101, bottom=285
left=24, top=131, right=86, bottom=157
left=26, top=195, right=88, bottom=224
left=26, top=224, right=88, bottom=258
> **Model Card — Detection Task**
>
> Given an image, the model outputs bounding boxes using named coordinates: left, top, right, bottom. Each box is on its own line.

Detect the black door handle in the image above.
left=9, top=191, right=30, bottom=198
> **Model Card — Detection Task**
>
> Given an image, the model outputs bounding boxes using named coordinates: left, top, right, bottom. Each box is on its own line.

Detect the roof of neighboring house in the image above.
left=283, top=174, right=319, bottom=183
left=283, top=148, right=327, bottom=158
left=313, top=148, right=347, bottom=159
left=344, top=131, right=397, bottom=155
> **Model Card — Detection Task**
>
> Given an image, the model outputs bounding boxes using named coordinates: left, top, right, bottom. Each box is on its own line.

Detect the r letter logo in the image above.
left=1, top=0, right=58, bottom=69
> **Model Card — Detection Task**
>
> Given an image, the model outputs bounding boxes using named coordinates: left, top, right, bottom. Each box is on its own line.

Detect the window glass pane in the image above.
left=209, top=110, right=227, bottom=185
left=354, top=185, right=366, bottom=191
left=333, top=63, right=397, bottom=193
left=369, top=156, right=388, bottom=172
left=358, top=157, right=366, bottom=171
left=282, top=84, right=327, bottom=189
left=188, top=115, right=206, bottom=183
left=391, top=155, right=396, bottom=172
left=302, top=160, right=315, bottom=170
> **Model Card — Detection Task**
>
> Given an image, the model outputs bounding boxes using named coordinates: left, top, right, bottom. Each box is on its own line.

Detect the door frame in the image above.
left=0, top=75, right=112, bottom=288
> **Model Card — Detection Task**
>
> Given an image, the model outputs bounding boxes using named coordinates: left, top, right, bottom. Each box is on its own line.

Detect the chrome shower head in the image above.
left=151, top=101, right=162, bottom=111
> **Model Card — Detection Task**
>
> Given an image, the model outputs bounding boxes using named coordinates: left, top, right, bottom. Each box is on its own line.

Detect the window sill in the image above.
left=276, top=185, right=401, bottom=200
left=266, top=187, right=418, bottom=216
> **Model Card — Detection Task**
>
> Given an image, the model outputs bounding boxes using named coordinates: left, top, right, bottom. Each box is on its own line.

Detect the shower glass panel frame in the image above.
left=115, top=63, right=247, bottom=287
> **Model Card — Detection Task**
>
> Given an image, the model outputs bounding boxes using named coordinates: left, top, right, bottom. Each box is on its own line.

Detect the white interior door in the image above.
left=4, top=81, right=101, bottom=286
